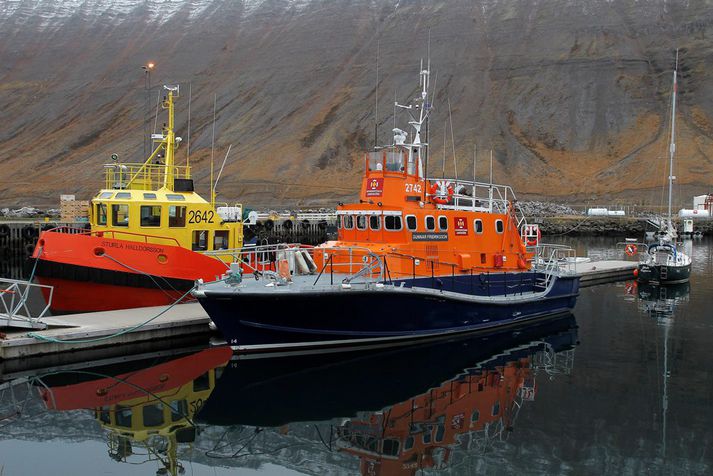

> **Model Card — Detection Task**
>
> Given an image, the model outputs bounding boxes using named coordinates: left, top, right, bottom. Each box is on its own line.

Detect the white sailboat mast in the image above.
left=667, top=50, right=679, bottom=228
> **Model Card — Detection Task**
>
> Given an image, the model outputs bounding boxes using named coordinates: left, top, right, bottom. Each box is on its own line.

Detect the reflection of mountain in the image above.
left=35, top=347, right=232, bottom=476
left=198, top=315, right=578, bottom=473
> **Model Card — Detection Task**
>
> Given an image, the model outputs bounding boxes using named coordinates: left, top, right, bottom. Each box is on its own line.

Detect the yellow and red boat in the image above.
left=31, top=85, right=245, bottom=313
left=38, top=346, right=232, bottom=476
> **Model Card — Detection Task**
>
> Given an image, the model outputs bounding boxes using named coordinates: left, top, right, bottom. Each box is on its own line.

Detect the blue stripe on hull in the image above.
left=199, top=275, right=580, bottom=351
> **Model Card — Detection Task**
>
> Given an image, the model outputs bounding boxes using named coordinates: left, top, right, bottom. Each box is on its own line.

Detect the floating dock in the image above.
left=574, top=259, right=637, bottom=287
left=1, top=260, right=638, bottom=367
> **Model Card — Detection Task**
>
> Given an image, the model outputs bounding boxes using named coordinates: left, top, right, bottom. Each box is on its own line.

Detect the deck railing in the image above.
left=104, top=163, right=191, bottom=191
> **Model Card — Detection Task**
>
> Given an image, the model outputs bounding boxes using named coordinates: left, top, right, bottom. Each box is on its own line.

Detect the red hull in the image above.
left=40, top=347, right=233, bottom=411
left=32, top=231, right=230, bottom=313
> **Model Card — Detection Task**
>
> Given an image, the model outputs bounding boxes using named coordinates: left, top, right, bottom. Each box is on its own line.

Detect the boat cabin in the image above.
left=88, top=86, right=243, bottom=258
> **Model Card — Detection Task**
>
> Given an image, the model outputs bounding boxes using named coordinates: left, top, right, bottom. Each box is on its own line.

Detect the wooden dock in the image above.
left=0, top=302, right=211, bottom=362
left=573, top=259, right=638, bottom=287
left=1, top=260, right=637, bottom=365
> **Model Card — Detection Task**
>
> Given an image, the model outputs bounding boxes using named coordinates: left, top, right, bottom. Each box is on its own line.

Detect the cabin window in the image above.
left=96, top=203, right=108, bottom=225
left=492, top=401, right=501, bottom=416
left=474, top=219, right=483, bottom=234
left=369, top=215, right=381, bottom=230
left=356, top=215, right=367, bottom=230
left=214, top=230, right=229, bottom=250
left=192, top=230, right=208, bottom=251
left=385, top=215, right=402, bottom=231
left=193, top=371, right=211, bottom=392
left=140, top=205, right=161, bottom=227
left=143, top=403, right=165, bottom=427
left=495, top=219, right=504, bottom=234
left=169, top=206, right=186, bottom=227
left=425, top=215, right=435, bottom=231
left=111, top=204, right=129, bottom=227
left=471, top=409, right=480, bottom=423
left=98, top=407, right=111, bottom=424
left=344, top=215, right=354, bottom=230
left=143, top=193, right=157, bottom=200
left=98, top=191, right=113, bottom=199
left=115, top=405, right=132, bottom=428
left=406, top=215, right=417, bottom=231
left=115, top=192, right=131, bottom=199
left=170, top=400, right=188, bottom=422
left=404, top=436, right=414, bottom=451
left=382, top=439, right=400, bottom=456
left=434, top=424, right=445, bottom=442
left=166, top=194, right=186, bottom=201
left=422, top=429, right=432, bottom=444
left=438, top=215, right=448, bottom=231
left=337, top=216, right=343, bottom=229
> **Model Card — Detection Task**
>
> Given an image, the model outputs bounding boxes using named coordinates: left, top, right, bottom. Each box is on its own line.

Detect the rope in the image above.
left=27, top=285, right=197, bottom=344
left=100, top=252, right=186, bottom=300
left=27, top=244, right=43, bottom=282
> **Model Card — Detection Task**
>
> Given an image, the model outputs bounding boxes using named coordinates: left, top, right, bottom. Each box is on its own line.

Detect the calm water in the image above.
left=1, top=237, right=712, bottom=475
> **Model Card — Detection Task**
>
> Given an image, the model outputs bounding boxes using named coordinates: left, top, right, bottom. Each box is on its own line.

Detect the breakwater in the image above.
left=536, top=216, right=713, bottom=236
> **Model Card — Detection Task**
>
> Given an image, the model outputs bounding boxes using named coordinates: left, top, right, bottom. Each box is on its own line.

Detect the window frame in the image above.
left=384, top=215, right=402, bottom=231
left=474, top=219, right=484, bottom=234
left=438, top=215, right=448, bottom=231
left=425, top=215, right=435, bottom=231
left=405, top=214, right=417, bottom=231
left=495, top=219, right=504, bottom=234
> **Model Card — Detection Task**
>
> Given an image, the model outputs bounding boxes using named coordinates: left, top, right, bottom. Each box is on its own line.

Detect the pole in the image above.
left=667, top=50, right=679, bottom=229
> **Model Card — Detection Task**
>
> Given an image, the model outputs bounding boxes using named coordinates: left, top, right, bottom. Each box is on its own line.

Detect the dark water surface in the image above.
left=1, top=237, right=712, bottom=475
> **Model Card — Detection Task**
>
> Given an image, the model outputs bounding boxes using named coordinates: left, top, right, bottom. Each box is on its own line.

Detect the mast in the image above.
left=667, top=50, right=679, bottom=229
left=163, top=86, right=177, bottom=189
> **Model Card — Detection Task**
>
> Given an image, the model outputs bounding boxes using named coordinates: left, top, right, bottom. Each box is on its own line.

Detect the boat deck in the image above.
left=1, top=260, right=637, bottom=366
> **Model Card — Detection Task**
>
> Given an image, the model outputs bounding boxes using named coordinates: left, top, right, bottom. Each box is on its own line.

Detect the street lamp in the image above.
left=141, top=62, right=155, bottom=159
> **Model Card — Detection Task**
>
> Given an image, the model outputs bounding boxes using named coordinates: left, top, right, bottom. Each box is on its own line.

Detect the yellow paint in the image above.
left=89, top=87, right=243, bottom=260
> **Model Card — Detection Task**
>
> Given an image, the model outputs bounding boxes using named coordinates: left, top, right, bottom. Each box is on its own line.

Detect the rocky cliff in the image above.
left=1, top=0, right=712, bottom=208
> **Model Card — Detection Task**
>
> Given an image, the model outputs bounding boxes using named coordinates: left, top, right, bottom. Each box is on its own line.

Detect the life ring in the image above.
left=625, top=243, right=638, bottom=256
left=0, top=224, right=10, bottom=239
left=429, top=180, right=454, bottom=204
left=525, top=229, right=542, bottom=246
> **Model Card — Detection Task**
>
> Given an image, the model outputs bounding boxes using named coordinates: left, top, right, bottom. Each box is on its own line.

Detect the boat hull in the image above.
left=31, top=230, right=229, bottom=313
left=197, top=314, right=578, bottom=427
left=197, top=273, right=580, bottom=353
left=637, top=262, right=691, bottom=284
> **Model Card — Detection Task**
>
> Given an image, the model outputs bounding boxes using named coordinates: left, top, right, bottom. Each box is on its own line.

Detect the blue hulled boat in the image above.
left=193, top=58, right=581, bottom=354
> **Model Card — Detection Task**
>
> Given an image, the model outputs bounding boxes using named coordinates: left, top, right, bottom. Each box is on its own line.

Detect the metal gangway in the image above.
left=0, top=277, right=52, bottom=330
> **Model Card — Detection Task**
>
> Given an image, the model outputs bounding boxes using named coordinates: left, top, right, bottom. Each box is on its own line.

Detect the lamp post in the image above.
left=141, top=62, right=155, bottom=159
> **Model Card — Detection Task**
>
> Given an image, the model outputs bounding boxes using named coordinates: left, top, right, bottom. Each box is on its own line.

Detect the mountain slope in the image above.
left=1, top=0, right=712, bottom=208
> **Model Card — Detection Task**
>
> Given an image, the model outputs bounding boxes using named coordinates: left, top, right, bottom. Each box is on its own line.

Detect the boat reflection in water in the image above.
left=198, top=315, right=578, bottom=473
left=35, top=347, right=232, bottom=476
left=633, top=280, right=689, bottom=460
left=636, top=281, right=690, bottom=320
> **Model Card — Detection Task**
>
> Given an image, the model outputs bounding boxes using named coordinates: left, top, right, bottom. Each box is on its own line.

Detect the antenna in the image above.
left=448, top=97, right=457, bottom=182
left=214, top=144, right=232, bottom=195
left=210, top=93, right=217, bottom=207
left=442, top=121, right=447, bottom=179
left=374, top=38, right=379, bottom=149
left=489, top=149, right=494, bottom=213
left=393, top=88, right=397, bottom=145
left=473, top=143, right=477, bottom=199
left=186, top=81, right=191, bottom=167
left=152, top=89, right=161, bottom=136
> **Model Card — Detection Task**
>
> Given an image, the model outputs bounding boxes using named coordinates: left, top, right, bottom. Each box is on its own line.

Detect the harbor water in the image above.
left=1, top=236, right=712, bottom=475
